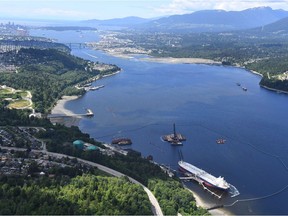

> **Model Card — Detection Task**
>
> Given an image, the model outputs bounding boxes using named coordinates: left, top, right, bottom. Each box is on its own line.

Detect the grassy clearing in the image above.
left=19, top=91, right=29, bottom=98
left=0, top=88, right=13, bottom=95
left=7, top=100, right=31, bottom=109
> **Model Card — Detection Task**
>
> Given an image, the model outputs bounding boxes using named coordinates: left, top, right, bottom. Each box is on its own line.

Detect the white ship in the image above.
left=178, top=160, right=230, bottom=191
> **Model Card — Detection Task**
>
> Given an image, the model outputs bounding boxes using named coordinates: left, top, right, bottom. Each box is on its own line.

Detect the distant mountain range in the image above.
left=82, top=7, right=288, bottom=33
left=81, top=16, right=150, bottom=27
left=136, top=7, right=288, bottom=33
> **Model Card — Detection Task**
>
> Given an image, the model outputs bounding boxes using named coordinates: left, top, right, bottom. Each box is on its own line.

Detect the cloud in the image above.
left=156, top=0, right=288, bottom=15
left=31, top=8, right=90, bottom=19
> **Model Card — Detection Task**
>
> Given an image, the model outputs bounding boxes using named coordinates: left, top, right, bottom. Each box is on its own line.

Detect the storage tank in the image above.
left=73, top=140, right=84, bottom=150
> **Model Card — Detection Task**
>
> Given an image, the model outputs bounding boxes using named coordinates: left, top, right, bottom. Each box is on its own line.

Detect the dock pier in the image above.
left=48, top=108, right=94, bottom=119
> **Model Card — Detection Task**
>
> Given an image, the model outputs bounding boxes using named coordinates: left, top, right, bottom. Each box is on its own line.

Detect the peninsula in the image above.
left=90, top=30, right=288, bottom=94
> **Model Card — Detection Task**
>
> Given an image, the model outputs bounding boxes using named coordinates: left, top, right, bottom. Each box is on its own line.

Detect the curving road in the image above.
left=0, top=146, right=163, bottom=216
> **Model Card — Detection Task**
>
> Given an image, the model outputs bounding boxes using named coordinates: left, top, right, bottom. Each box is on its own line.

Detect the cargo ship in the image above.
left=178, top=160, right=230, bottom=191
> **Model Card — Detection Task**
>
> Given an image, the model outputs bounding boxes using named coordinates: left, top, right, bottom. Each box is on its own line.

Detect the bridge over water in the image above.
left=65, top=43, right=94, bottom=49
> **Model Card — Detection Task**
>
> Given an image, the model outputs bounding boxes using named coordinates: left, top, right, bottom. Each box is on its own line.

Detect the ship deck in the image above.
left=179, top=161, right=229, bottom=190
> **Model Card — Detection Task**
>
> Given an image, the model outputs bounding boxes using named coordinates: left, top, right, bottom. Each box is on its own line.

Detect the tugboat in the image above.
left=162, top=123, right=186, bottom=145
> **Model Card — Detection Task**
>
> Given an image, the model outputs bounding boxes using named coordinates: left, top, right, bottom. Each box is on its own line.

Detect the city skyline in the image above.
left=1, top=0, right=288, bottom=21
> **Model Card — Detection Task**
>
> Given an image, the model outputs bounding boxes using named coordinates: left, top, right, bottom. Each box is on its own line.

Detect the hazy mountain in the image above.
left=81, top=16, right=150, bottom=27
left=134, top=7, right=288, bottom=33
left=250, top=16, right=288, bottom=34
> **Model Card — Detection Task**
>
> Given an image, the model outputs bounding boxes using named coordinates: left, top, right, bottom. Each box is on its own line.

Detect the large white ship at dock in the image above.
left=178, top=160, right=230, bottom=191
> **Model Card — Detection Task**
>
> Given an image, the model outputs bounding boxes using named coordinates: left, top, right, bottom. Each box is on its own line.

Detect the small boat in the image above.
left=90, top=85, right=105, bottom=91
left=242, top=87, right=247, bottom=91
left=112, top=137, right=132, bottom=145
left=236, top=83, right=241, bottom=86
left=216, top=139, right=226, bottom=144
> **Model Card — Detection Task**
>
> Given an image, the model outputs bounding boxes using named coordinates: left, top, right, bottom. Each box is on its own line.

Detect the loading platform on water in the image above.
left=162, top=123, right=186, bottom=145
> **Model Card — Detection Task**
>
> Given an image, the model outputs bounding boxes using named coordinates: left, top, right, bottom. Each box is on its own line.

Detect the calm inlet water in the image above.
left=31, top=29, right=288, bottom=215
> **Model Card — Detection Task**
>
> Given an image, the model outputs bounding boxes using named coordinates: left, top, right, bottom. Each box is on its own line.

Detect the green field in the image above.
left=19, top=91, right=29, bottom=98
left=0, top=87, right=32, bottom=109
left=7, top=99, right=31, bottom=109
left=0, top=88, right=13, bottom=95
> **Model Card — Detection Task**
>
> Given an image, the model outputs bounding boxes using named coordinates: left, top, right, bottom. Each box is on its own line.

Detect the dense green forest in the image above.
left=0, top=175, right=151, bottom=215
left=35, top=124, right=208, bottom=215
left=0, top=107, right=51, bottom=126
left=0, top=48, right=120, bottom=113
left=148, top=179, right=208, bottom=215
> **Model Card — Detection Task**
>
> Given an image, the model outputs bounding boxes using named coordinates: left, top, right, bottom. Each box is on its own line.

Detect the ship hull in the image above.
left=178, top=161, right=230, bottom=191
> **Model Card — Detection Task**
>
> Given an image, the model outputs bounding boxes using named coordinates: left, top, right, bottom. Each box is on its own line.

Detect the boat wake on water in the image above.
left=82, top=51, right=98, bottom=59
left=228, top=184, right=240, bottom=198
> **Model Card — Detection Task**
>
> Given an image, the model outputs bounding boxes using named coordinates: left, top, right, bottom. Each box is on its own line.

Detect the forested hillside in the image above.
left=0, top=175, right=152, bottom=215
left=0, top=48, right=120, bottom=113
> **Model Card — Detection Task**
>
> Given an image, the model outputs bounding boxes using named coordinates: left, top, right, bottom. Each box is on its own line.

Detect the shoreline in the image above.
left=141, top=56, right=222, bottom=65
left=184, top=186, right=233, bottom=216
left=245, top=68, right=288, bottom=94
left=104, top=49, right=222, bottom=65
left=50, top=95, right=81, bottom=127
left=99, top=47, right=288, bottom=95
left=260, top=84, right=288, bottom=95
left=50, top=70, right=122, bottom=127
left=51, top=95, right=80, bottom=116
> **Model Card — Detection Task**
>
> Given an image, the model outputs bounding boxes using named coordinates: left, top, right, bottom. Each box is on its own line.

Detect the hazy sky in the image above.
left=1, top=0, right=288, bottom=20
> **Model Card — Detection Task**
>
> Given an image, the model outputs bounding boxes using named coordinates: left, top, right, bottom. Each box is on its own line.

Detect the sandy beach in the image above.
left=50, top=96, right=82, bottom=127
left=51, top=96, right=79, bottom=116
left=186, top=188, right=233, bottom=216
left=103, top=49, right=222, bottom=65
left=142, top=57, right=222, bottom=65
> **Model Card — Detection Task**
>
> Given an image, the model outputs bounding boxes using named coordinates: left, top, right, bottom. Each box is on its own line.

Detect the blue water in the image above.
left=31, top=29, right=288, bottom=215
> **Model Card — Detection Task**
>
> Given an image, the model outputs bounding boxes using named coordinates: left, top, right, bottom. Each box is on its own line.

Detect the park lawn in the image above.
left=19, top=91, right=29, bottom=98
left=0, top=88, right=13, bottom=95
left=7, top=99, right=31, bottom=109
